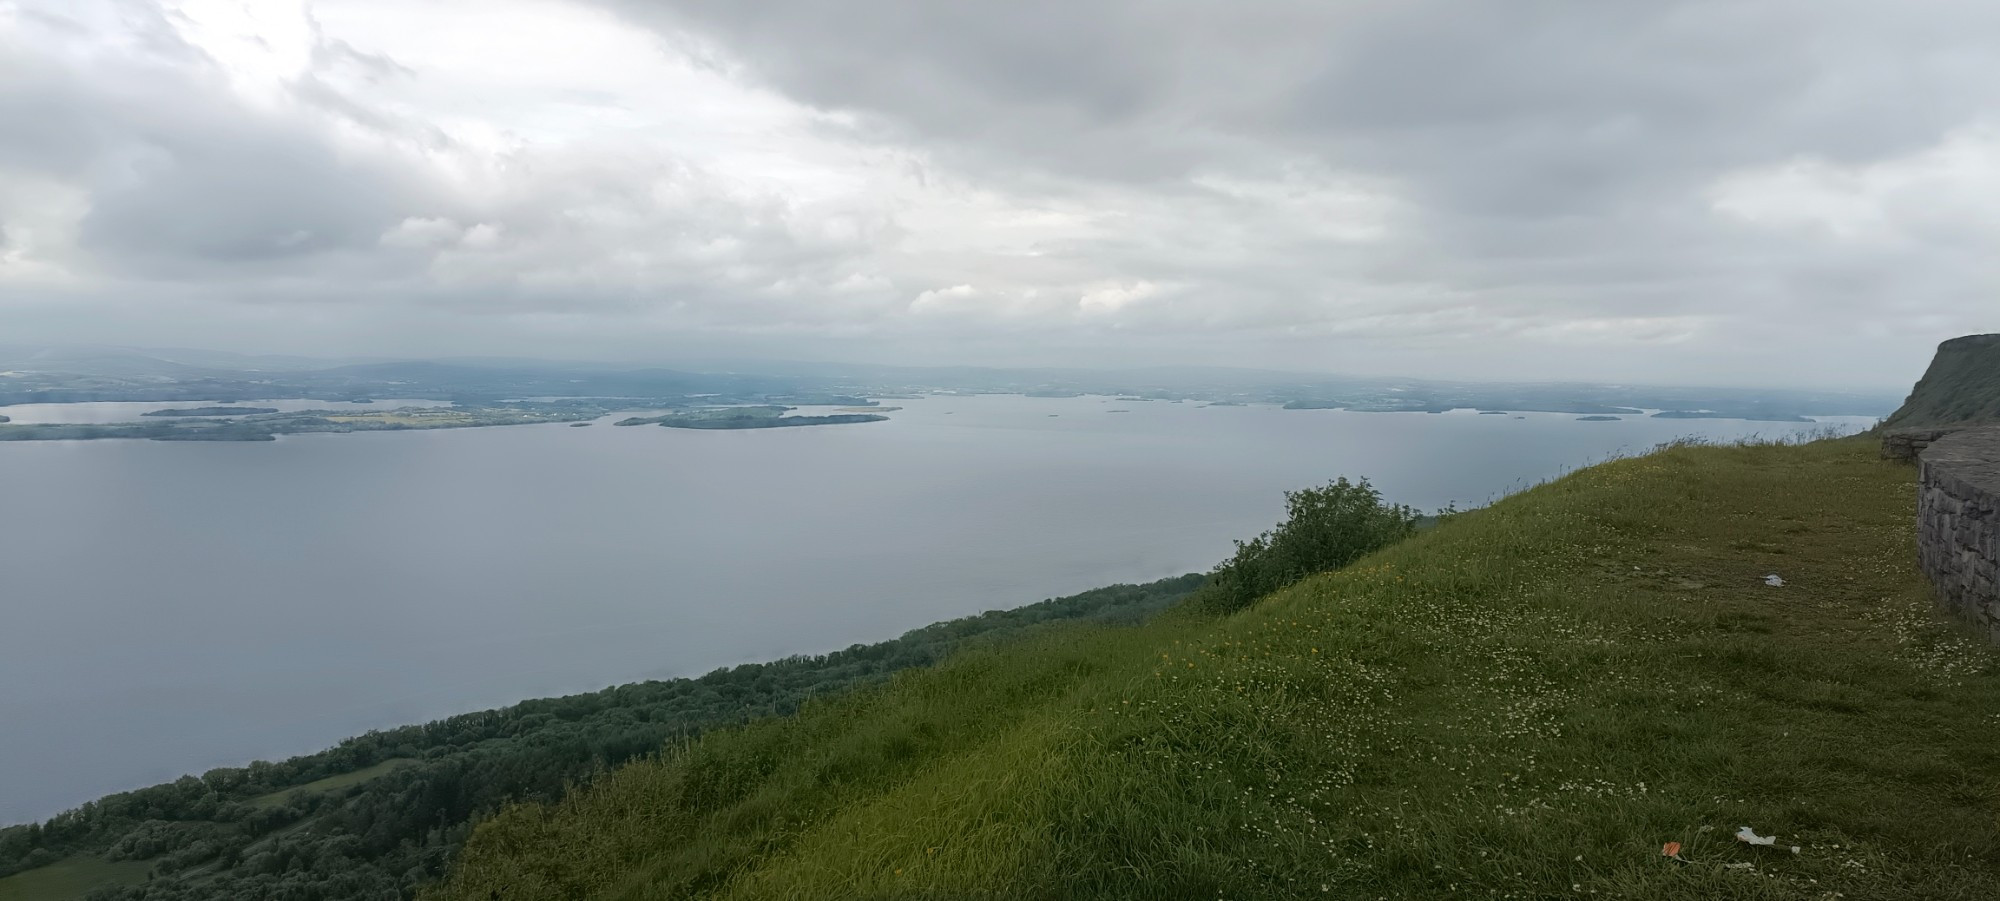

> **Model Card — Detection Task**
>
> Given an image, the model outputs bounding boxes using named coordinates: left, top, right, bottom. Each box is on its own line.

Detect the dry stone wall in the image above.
left=1917, top=426, right=2000, bottom=643
left=1882, top=427, right=1960, bottom=462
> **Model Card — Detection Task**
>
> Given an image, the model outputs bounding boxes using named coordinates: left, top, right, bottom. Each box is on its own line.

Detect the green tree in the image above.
left=1198, top=477, right=1419, bottom=613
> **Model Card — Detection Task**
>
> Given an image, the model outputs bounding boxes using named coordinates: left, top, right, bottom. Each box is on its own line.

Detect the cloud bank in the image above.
left=2, top=0, right=1995, bottom=386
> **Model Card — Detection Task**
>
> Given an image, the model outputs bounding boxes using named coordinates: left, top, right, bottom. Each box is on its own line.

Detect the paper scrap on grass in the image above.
left=1764, top=574, right=1785, bottom=587
left=1737, top=826, right=1777, bottom=846
left=1736, top=826, right=1801, bottom=853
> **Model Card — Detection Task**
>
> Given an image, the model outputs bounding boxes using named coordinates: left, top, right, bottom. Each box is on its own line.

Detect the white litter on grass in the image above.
left=1737, top=826, right=1776, bottom=845
left=1736, top=826, right=1801, bottom=853
left=1764, top=574, right=1785, bottom=587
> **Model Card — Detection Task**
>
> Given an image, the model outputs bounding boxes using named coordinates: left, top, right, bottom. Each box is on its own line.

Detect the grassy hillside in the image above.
left=0, top=577, right=1200, bottom=901
left=1882, top=333, right=2000, bottom=428
left=0, top=857, right=149, bottom=901
left=432, top=436, right=2000, bottom=900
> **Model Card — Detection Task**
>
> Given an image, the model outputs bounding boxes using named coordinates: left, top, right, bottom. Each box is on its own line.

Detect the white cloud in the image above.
left=379, top=216, right=462, bottom=248
left=163, top=0, right=318, bottom=105
left=909, top=284, right=978, bottom=314
left=1078, top=281, right=1159, bottom=315
left=1710, top=126, right=2000, bottom=244
left=458, top=222, right=502, bottom=249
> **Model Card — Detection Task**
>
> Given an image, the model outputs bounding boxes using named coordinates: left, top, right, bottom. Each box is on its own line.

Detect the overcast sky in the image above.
left=1, top=0, right=1994, bottom=388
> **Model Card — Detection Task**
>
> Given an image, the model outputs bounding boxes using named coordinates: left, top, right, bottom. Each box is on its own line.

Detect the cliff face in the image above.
left=1882, top=334, right=2000, bottom=429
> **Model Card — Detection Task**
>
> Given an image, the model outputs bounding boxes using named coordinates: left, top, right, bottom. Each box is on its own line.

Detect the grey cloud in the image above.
left=77, top=120, right=422, bottom=268
left=2, top=1, right=845, bottom=305
left=1, top=3, right=436, bottom=275
left=3, top=0, right=1995, bottom=388
left=595, top=0, right=2000, bottom=283
left=605, top=1, right=2000, bottom=189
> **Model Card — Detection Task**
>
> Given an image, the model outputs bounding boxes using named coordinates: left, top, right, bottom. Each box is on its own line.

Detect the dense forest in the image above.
left=0, top=575, right=1202, bottom=901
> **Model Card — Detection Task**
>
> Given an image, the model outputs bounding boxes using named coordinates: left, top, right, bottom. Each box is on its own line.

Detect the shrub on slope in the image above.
left=1196, top=477, right=1422, bottom=614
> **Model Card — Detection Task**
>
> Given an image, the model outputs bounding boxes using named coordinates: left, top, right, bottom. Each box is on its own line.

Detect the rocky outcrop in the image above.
left=1917, top=426, right=2000, bottom=643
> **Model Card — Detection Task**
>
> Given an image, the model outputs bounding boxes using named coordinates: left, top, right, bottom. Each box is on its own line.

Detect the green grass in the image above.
left=430, top=436, right=2000, bottom=900
left=244, top=757, right=418, bottom=809
left=0, top=856, right=150, bottom=901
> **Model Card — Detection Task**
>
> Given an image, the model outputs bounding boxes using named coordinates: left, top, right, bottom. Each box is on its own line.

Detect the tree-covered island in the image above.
left=139, top=407, right=282, bottom=417
left=614, top=405, right=888, bottom=429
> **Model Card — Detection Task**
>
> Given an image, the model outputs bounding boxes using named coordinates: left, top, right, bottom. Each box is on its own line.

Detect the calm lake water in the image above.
left=0, top=395, right=1869, bottom=823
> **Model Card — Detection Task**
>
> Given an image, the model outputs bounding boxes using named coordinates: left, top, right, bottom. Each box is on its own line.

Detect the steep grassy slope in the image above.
left=1882, top=334, right=2000, bottom=428
left=0, top=579, right=1201, bottom=901
left=434, top=437, right=2000, bottom=900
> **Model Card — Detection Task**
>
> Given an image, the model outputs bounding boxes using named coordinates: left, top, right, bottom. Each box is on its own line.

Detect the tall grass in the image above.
left=431, top=436, right=2000, bottom=900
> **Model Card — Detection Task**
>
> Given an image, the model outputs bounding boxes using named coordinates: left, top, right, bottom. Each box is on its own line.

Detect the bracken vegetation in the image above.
left=428, top=436, right=2000, bottom=900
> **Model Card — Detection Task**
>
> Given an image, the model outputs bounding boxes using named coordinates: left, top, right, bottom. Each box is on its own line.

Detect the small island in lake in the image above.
left=615, top=405, right=888, bottom=430
left=1576, top=415, right=1622, bottom=421
left=142, top=406, right=282, bottom=417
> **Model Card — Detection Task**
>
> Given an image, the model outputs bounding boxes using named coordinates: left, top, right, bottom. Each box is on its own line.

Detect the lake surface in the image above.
left=0, top=395, right=1869, bottom=823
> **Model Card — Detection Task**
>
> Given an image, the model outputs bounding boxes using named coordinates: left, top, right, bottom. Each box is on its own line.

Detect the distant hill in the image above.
left=1882, top=333, right=2000, bottom=428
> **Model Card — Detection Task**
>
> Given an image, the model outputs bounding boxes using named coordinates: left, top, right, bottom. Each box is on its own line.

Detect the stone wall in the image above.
left=1917, top=426, right=2000, bottom=643
left=1882, top=427, right=1961, bottom=462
